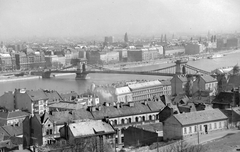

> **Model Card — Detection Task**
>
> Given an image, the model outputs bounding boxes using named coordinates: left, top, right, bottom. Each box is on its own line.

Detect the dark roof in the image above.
left=0, top=110, right=29, bottom=119
left=43, top=90, right=63, bottom=104
left=49, top=111, right=74, bottom=125
left=1, top=126, right=22, bottom=137
left=136, top=122, right=163, bottom=132
left=177, top=103, right=196, bottom=113
left=212, top=92, right=233, bottom=104
left=72, top=109, right=94, bottom=120
left=26, top=90, right=48, bottom=101
left=227, top=75, right=240, bottom=89
left=173, top=109, right=228, bottom=126
left=91, top=101, right=163, bottom=119
left=201, top=75, right=217, bottom=83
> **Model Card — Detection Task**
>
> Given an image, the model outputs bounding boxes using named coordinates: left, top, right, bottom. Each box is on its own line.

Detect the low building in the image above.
left=128, top=80, right=163, bottom=102
left=0, top=110, right=29, bottom=126
left=123, top=122, right=163, bottom=147
left=59, top=120, right=116, bottom=152
left=115, top=86, right=132, bottom=103
left=163, top=109, right=228, bottom=141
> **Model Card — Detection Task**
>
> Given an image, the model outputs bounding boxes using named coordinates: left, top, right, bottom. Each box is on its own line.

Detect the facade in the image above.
left=100, top=51, right=119, bottom=64
left=185, top=43, right=204, bottom=55
left=127, top=50, right=142, bottom=62
left=23, top=113, right=59, bottom=149
left=0, top=110, right=29, bottom=126
left=86, top=51, right=101, bottom=65
left=170, top=75, right=188, bottom=96
left=192, top=75, right=218, bottom=95
left=128, top=80, right=163, bottom=102
left=163, top=109, right=228, bottom=141
left=164, top=46, right=185, bottom=57
left=161, top=80, right=172, bottom=96
left=0, top=53, right=14, bottom=71
left=115, top=86, right=133, bottom=103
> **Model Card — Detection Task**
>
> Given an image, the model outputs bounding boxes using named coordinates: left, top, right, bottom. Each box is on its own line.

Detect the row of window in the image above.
left=110, top=114, right=159, bottom=125
left=133, top=88, right=163, bottom=96
left=183, top=121, right=224, bottom=134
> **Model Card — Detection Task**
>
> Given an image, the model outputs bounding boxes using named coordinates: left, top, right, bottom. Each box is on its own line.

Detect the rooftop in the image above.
left=26, top=89, right=48, bottom=101
left=69, top=120, right=115, bottom=138
left=173, top=109, right=228, bottom=126
left=115, top=86, right=131, bottom=95
left=128, top=80, right=162, bottom=90
left=201, top=75, right=217, bottom=83
left=136, top=122, right=163, bottom=132
left=0, top=110, right=29, bottom=119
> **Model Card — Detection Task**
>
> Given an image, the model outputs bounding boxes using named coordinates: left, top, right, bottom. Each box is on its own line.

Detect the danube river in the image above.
left=0, top=51, right=240, bottom=95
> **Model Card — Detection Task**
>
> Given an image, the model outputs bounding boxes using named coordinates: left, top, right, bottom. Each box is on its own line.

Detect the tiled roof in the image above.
left=49, top=102, right=84, bottom=110
left=43, top=90, right=63, bottom=104
left=128, top=80, right=162, bottom=90
left=26, top=90, right=48, bottom=101
left=136, top=122, right=163, bottom=132
left=227, top=75, right=240, bottom=89
left=173, top=109, right=228, bottom=126
left=49, top=111, right=74, bottom=125
left=1, top=126, right=22, bottom=137
left=72, top=109, right=94, bottom=120
left=0, top=110, right=29, bottom=120
left=201, top=75, right=216, bottom=83
left=147, top=100, right=165, bottom=111
left=176, top=75, right=188, bottom=82
left=0, top=127, right=10, bottom=137
left=115, top=86, right=131, bottom=95
left=69, top=120, right=115, bottom=137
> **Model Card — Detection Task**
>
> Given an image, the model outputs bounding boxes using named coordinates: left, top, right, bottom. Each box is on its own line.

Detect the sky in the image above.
left=0, top=0, right=240, bottom=39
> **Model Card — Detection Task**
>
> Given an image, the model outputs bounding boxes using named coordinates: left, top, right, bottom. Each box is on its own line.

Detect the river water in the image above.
left=1, top=51, right=240, bottom=95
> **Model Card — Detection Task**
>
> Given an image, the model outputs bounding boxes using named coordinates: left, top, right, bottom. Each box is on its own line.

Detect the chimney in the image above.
left=143, top=100, right=148, bottom=105
left=129, top=102, right=134, bottom=107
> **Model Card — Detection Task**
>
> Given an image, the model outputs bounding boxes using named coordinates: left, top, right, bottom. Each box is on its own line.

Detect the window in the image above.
left=194, top=126, right=197, bottom=132
left=199, top=125, right=202, bottom=131
left=128, top=118, right=131, bottom=123
left=149, top=115, right=152, bottom=121
left=189, top=127, right=192, bottom=133
left=184, top=128, right=187, bottom=134
left=214, top=123, right=217, bottom=129
left=209, top=124, right=212, bottom=130
left=219, top=122, right=222, bottom=128
left=135, top=117, right=139, bottom=122
left=121, top=119, right=125, bottom=124
left=142, top=116, right=145, bottom=121
left=114, top=120, right=117, bottom=125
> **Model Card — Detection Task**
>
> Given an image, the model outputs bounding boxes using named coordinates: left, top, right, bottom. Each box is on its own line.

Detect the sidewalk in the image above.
left=184, top=129, right=240, bottom=145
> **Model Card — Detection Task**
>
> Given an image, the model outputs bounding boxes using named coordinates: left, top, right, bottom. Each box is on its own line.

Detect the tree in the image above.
left=233, top=64, right=240, bottom=75
left=185, top=75, right=193, bottom=97
left=163, top=140, right=206, bottom=152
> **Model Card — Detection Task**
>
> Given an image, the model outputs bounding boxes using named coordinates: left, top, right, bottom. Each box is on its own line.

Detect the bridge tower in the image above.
left=76, top=58, right=89, bottom=79
left=175, top=59, right=187, bottom=75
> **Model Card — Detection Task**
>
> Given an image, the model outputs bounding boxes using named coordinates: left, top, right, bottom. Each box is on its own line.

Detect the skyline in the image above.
left=0, top=0, right=240, bottom=40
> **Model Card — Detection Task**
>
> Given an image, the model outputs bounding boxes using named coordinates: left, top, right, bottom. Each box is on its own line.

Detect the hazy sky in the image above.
left=0, top=0, right=240, bottom=39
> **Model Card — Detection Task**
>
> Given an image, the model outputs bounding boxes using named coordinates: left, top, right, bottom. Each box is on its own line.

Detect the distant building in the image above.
left=114, top=86, right=133, bottom=103
left=128, top=80, right=163, bottom=102
left=163, top=109, right=228, bottom=141
left=192, top=75, right=218, bottom=95
left=170, top=75, right=188, bottom=96
left=100, top=51, right=119, bottom=64
left=124, top=33, right=129, bottom=43
left=0, top=53, right=14, bottom=71
left=185, top=43, right=204, bottom=55
left=226, top=38, right=239, bottom=49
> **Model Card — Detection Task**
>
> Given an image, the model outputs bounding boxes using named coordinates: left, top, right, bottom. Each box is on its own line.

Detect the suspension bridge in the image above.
left=41, top=59, right=211, bottom=79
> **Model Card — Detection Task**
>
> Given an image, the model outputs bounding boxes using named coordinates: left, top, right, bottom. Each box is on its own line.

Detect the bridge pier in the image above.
left=42, top=72, right=51, bottom=78
left=75, top=72, right=89, bottom=80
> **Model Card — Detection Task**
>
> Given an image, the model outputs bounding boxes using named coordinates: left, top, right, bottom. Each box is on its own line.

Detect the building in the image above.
left=192, top=75, right=218, bottom=95
left=221, top=107, right=240, bottom=128
left=23, top=113, right=59, bottom=149
left=123, top=122, right=163, bottom=147
left=0, top=110, right=29, bottom=126
left=127, top=49, right=142, bottom=62
left=170, top=75, right=188, bottom=96
left=163, top=109, right=228, bottom=141
left=226, top=38, right=239, bottom=49
left=160, top=80, right=172, bottom=96
left=185, top=43, right=204, bottom=55
left=114, top=86, right=132, bottom=103
left=86, top=51, right=101, bottom=65
left=164, top=46, right=185, bottom=57
left=128, top=80, right=163, bottom=102
left=44, top=55, right=66, bottom=69
left=100, top=51, right=119, bottom=64
left=0, top=53, right=14, bottom=71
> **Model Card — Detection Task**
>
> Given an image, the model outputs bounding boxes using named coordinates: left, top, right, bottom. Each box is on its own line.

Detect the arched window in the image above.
left=114, top=120, right=117, bottom=125
left=135, top=117, right=139, bottom=122
left=149, top=115, right=152, bottom=121
left=156, top=114, right=159, bottom=120
left=121, top=119, right=125, bottom=124
left=128, top=118, right=132, bottom=123
left=142, top=116, right=145, bottom=121
left=152, top=115, right=155, bottom=120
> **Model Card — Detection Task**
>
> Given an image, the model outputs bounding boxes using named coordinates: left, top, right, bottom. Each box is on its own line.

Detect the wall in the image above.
left=15, top=91, right=32, bottom=113
left=171, top=75, right=185, bottom=96
left=163, top=116, right=182, bottom=141
left=124, top=127, right=158, bottom=147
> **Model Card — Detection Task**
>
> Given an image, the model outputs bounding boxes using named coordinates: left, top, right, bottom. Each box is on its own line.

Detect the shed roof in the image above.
left=173, top=109, right=228, bottom=126
left=69, top=120, right=115, bottom=137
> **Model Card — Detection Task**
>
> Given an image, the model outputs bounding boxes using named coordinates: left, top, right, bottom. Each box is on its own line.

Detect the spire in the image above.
left=124, top=33, right=128, bottom=43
